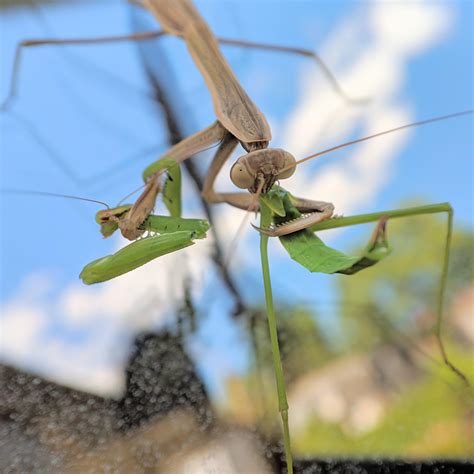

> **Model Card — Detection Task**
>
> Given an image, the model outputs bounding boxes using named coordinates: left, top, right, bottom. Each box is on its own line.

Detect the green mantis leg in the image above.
left=310, top=203, right=468, bottom=386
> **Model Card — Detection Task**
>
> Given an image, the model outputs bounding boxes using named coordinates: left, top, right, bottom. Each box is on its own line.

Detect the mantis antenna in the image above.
left=2, top=189, right=110, bottom=208
left=116, top=183, right=147, bottom=206
left=284, top=110, right=474, bottom=172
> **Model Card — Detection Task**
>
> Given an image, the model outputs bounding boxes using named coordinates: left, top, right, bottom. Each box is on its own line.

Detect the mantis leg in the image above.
left=309, top=203, right=469, bottom=386
left=1, top=28, right=366, bottom=110
left=119, top=173, right=162, bottom=241
left=257, top=196, right=335, bottom=236
left=216, top=37, right=368, bottom=104
left=142, top=121, right=227, bottom=179
left=1, top=31, right=168, bottom=110
left=120, top=121, right=226, bottom=240
left=202, top=134, right=262, bottom=211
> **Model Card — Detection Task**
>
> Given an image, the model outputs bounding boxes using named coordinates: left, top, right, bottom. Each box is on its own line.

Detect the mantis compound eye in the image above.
left=276, top=152, right=296, bottom=180
left=230, top=160, right=255, bottom=189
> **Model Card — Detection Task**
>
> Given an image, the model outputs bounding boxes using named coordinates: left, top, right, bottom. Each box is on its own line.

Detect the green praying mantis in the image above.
left=1, top=1, right=472, bottom=472
left=79, top=158, right=210, bottom=284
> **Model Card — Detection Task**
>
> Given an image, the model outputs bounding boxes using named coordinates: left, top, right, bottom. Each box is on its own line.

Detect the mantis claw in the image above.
left=251, top=222, right=276, bottom=236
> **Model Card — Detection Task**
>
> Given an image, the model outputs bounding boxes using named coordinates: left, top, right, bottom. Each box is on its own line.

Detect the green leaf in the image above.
left=337, top=218, right=392, bottom=275
left=280, top=230, right=359, bottom=273
left=260, top=188, right=286, bottom=217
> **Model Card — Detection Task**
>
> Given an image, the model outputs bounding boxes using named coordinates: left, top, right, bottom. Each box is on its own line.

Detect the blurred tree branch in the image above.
left=129, top=5, right=247, bottom=317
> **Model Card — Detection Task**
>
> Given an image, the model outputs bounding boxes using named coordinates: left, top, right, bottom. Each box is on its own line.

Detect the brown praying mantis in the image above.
left=115, top=0, right=341, bottom=239
left=1, top=1, right=472, bottom=472
left=2, top=0, right=360, bottom=241
left=3, top=0, right=467, bottom=240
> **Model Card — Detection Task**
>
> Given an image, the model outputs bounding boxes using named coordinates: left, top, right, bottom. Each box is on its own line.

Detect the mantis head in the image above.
left=230, top=148, right=296, bottom=194
left=96, top=205, right=133, bottom=238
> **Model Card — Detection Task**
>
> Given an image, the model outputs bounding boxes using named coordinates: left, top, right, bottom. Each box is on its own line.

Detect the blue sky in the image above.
left=0, top=0, right=472, bottom=398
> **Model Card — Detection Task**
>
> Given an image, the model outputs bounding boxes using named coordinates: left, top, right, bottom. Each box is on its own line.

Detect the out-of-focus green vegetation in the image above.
left=223, top=205, right=474, bottom=458
left=294, top=351, right=474, bottom=457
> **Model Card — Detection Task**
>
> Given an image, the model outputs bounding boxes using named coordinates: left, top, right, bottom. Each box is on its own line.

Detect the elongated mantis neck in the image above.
left=259, top=201, right=293, bottom=474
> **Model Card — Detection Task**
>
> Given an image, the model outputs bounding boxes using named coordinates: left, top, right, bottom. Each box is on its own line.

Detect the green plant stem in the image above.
left=259, top=202, right=293, bottom=474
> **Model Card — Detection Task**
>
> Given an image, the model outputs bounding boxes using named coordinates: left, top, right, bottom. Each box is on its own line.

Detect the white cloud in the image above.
left=371, top=1, right=452, bottom=55
left=1, top=302, right=48, bottom=360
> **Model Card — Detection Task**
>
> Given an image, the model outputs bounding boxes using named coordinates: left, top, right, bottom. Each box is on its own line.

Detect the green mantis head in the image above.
left=95, top=205, right=133, bottom=238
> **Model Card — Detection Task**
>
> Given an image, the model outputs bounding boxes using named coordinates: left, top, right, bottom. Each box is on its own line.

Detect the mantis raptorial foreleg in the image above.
left=201, top=133, right=260, bottom=210
left=253, top=196, right=335, bottom=236
left=201, top=136, right=335, bottom=219
left=143, top=121, right=227, bottom=175
left=108, top=122, right=226, bottom=241
left=97, top=157, right=182, bottom=241
left=119, top=173, right=162, bottom=240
